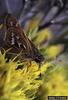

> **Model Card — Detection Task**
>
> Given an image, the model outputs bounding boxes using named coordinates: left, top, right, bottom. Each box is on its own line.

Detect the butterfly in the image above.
left=3, top=13, right=44, bottom=63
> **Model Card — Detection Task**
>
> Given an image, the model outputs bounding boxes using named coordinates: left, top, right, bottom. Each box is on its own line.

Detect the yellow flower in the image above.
left=0, top=52, right=45, bottom=100
left=45, top=45, right=63, bottom=59
left=34, top=28, right=53, bottom=46
left=44, top=65, right=68, bottom=98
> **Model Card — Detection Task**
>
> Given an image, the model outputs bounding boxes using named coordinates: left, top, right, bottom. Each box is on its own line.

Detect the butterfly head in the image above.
left=30, top=43, right=44, bottom=63
left=34, top=53, right=44, bottom=64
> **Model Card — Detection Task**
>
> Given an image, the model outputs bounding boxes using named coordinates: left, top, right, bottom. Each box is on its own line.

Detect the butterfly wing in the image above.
left=3, top=13, right=44, bottom=63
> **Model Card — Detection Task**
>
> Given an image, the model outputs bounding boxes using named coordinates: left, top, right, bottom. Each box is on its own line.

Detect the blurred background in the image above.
left=0, top=0, right=68, bottom=100
left=0, top=0, right=68, bottom=53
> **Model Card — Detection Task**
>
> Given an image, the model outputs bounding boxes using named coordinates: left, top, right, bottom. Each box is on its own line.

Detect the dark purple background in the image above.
left=0, top=0, right=24, bottom=17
